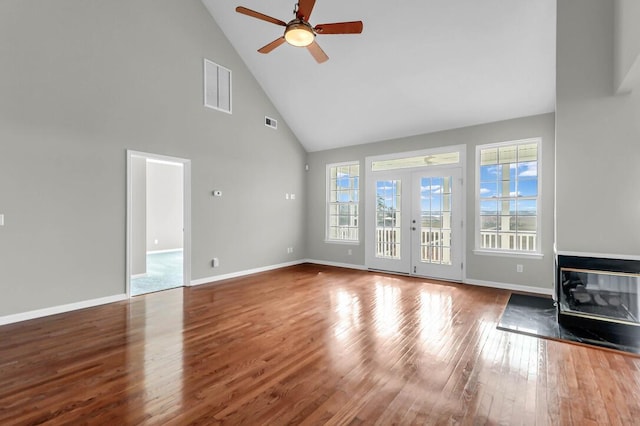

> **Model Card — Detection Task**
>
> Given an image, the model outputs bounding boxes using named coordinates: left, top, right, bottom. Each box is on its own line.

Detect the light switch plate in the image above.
left=0, top=214, right=4, bottom=226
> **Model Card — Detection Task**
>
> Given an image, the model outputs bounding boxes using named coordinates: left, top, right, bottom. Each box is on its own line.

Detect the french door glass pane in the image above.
left=375, top=180, right=401, bottom=259
left=419, top=176, right=452, bottom=265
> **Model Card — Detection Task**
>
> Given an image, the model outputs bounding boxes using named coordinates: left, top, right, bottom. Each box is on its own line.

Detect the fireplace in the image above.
left=556, top=255, right=640, bottom=346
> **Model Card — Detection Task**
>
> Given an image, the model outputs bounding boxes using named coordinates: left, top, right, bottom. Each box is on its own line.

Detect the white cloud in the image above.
left=484, top=165, right=500, bottom=176
left=422, top=184, right=441, bottom=191
left=422, top=185, right=443, bottom=195
left=480, top=188, right=491, bottom=195
left=518, top=162, right=537, bottom=177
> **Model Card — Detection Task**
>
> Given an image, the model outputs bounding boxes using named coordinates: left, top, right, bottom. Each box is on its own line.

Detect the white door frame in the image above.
left=126, top=150, right=192, bottom=297
left=365, top=145, right=466, bottom=280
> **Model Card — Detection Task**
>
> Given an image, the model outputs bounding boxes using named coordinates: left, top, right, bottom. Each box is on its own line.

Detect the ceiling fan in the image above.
left=235, top=0, right=363, bottom=63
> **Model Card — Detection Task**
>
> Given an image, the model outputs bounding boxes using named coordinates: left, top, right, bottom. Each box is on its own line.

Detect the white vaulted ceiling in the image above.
left=201, top=0, right=556, bottom=152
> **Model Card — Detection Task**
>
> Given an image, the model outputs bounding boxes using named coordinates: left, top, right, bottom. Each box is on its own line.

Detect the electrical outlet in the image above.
left=517, top=264, right=524, bottom=273
left=212, top=258, right=219, bottom=268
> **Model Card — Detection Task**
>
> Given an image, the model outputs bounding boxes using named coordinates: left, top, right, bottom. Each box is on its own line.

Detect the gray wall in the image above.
left=614, top=0, right=640, bottom=92
left=306, top=113, right=556, bottom=291
left=131, top=157, right=147, bottom=275
left=0, top=0, right=306, bottom=316
left=146, top=161, right=183, bottom=252
left=556, top=0, right=640, bottom=255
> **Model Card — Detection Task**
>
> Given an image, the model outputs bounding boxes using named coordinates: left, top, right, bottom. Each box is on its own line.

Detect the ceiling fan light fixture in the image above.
left=284, top=21, right=314, bottom=47
left=236, top=3, right=363, bottom=63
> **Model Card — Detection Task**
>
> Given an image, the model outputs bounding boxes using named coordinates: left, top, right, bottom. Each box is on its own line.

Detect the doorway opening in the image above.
left=126, top=151, right=191, bottom=296
left=365, top=146, right=466, bottom=281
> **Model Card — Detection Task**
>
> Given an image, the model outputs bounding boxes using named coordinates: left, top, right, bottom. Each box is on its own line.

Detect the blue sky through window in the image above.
left=335, top=171, right=358, bottom=202
left=479, top=161, right=538, bottom=214
left=420, top=177, right=448, bottom=212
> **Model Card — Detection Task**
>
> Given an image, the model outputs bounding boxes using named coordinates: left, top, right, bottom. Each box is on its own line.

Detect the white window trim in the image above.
left=325, top=160, right=360, bottom=244
left=474, top=137, right=542, bottom=257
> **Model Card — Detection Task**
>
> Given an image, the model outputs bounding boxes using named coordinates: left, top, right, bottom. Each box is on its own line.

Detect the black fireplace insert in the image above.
left=556, top=255, right=640, bottom=346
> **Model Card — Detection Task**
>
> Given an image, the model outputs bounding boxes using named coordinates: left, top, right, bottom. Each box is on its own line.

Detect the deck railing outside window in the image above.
left=366, top=227, right=538, bottom=260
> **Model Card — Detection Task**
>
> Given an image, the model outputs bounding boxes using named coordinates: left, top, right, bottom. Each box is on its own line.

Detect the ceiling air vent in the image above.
left=265, top=116, right=277, bottom=129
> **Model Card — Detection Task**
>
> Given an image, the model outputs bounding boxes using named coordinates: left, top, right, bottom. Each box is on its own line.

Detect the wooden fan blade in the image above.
left=307, top=40, right=329, bottom=63
left=236, top=6, right=286, bottom=26
left=296, top=0, right=316, bottom=21
left=258, top=37, right=286, bottom=54
left=314, top=21, right=363, bottom=34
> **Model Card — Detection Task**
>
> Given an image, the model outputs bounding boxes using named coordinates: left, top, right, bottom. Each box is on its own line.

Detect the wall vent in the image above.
left=265, top=116, right=278, bottom=129
left=204, top=59, right=232, bottom=114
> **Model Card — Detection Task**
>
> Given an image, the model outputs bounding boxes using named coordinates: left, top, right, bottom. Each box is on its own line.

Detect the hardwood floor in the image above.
left=1, top=264, right=640, bottom=425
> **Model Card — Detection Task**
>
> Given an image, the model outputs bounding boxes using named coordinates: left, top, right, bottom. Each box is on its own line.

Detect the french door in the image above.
left=411, top=168, right=462, bottom=280
left=365, top=166, right=463, bottom=281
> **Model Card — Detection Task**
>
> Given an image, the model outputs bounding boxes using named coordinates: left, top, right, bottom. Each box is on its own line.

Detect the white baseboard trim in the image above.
left=0, top=267, right=552, bottom=327
left=304, top=261, right=554, bottom=298
left=305, top=259, right=368, bottom=271
left=0, top=294, right=128, bottom=326
left=464, top=278, right=553, bottom=296
left=190, top=260, right=307, bottom=286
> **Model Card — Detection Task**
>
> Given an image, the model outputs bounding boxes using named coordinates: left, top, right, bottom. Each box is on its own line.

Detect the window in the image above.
left=476, top=138, right=540, bottom=254
left=371, top=151, right=460, bottom=171
left=327, top=162, right=360, bottom=242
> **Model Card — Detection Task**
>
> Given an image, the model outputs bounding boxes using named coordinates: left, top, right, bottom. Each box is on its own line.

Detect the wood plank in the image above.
left=1, top=264, right=640, bottom=424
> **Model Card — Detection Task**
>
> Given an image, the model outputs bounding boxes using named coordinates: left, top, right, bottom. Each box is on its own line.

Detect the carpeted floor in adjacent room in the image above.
left=131, top=250, right=183, bottom=296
